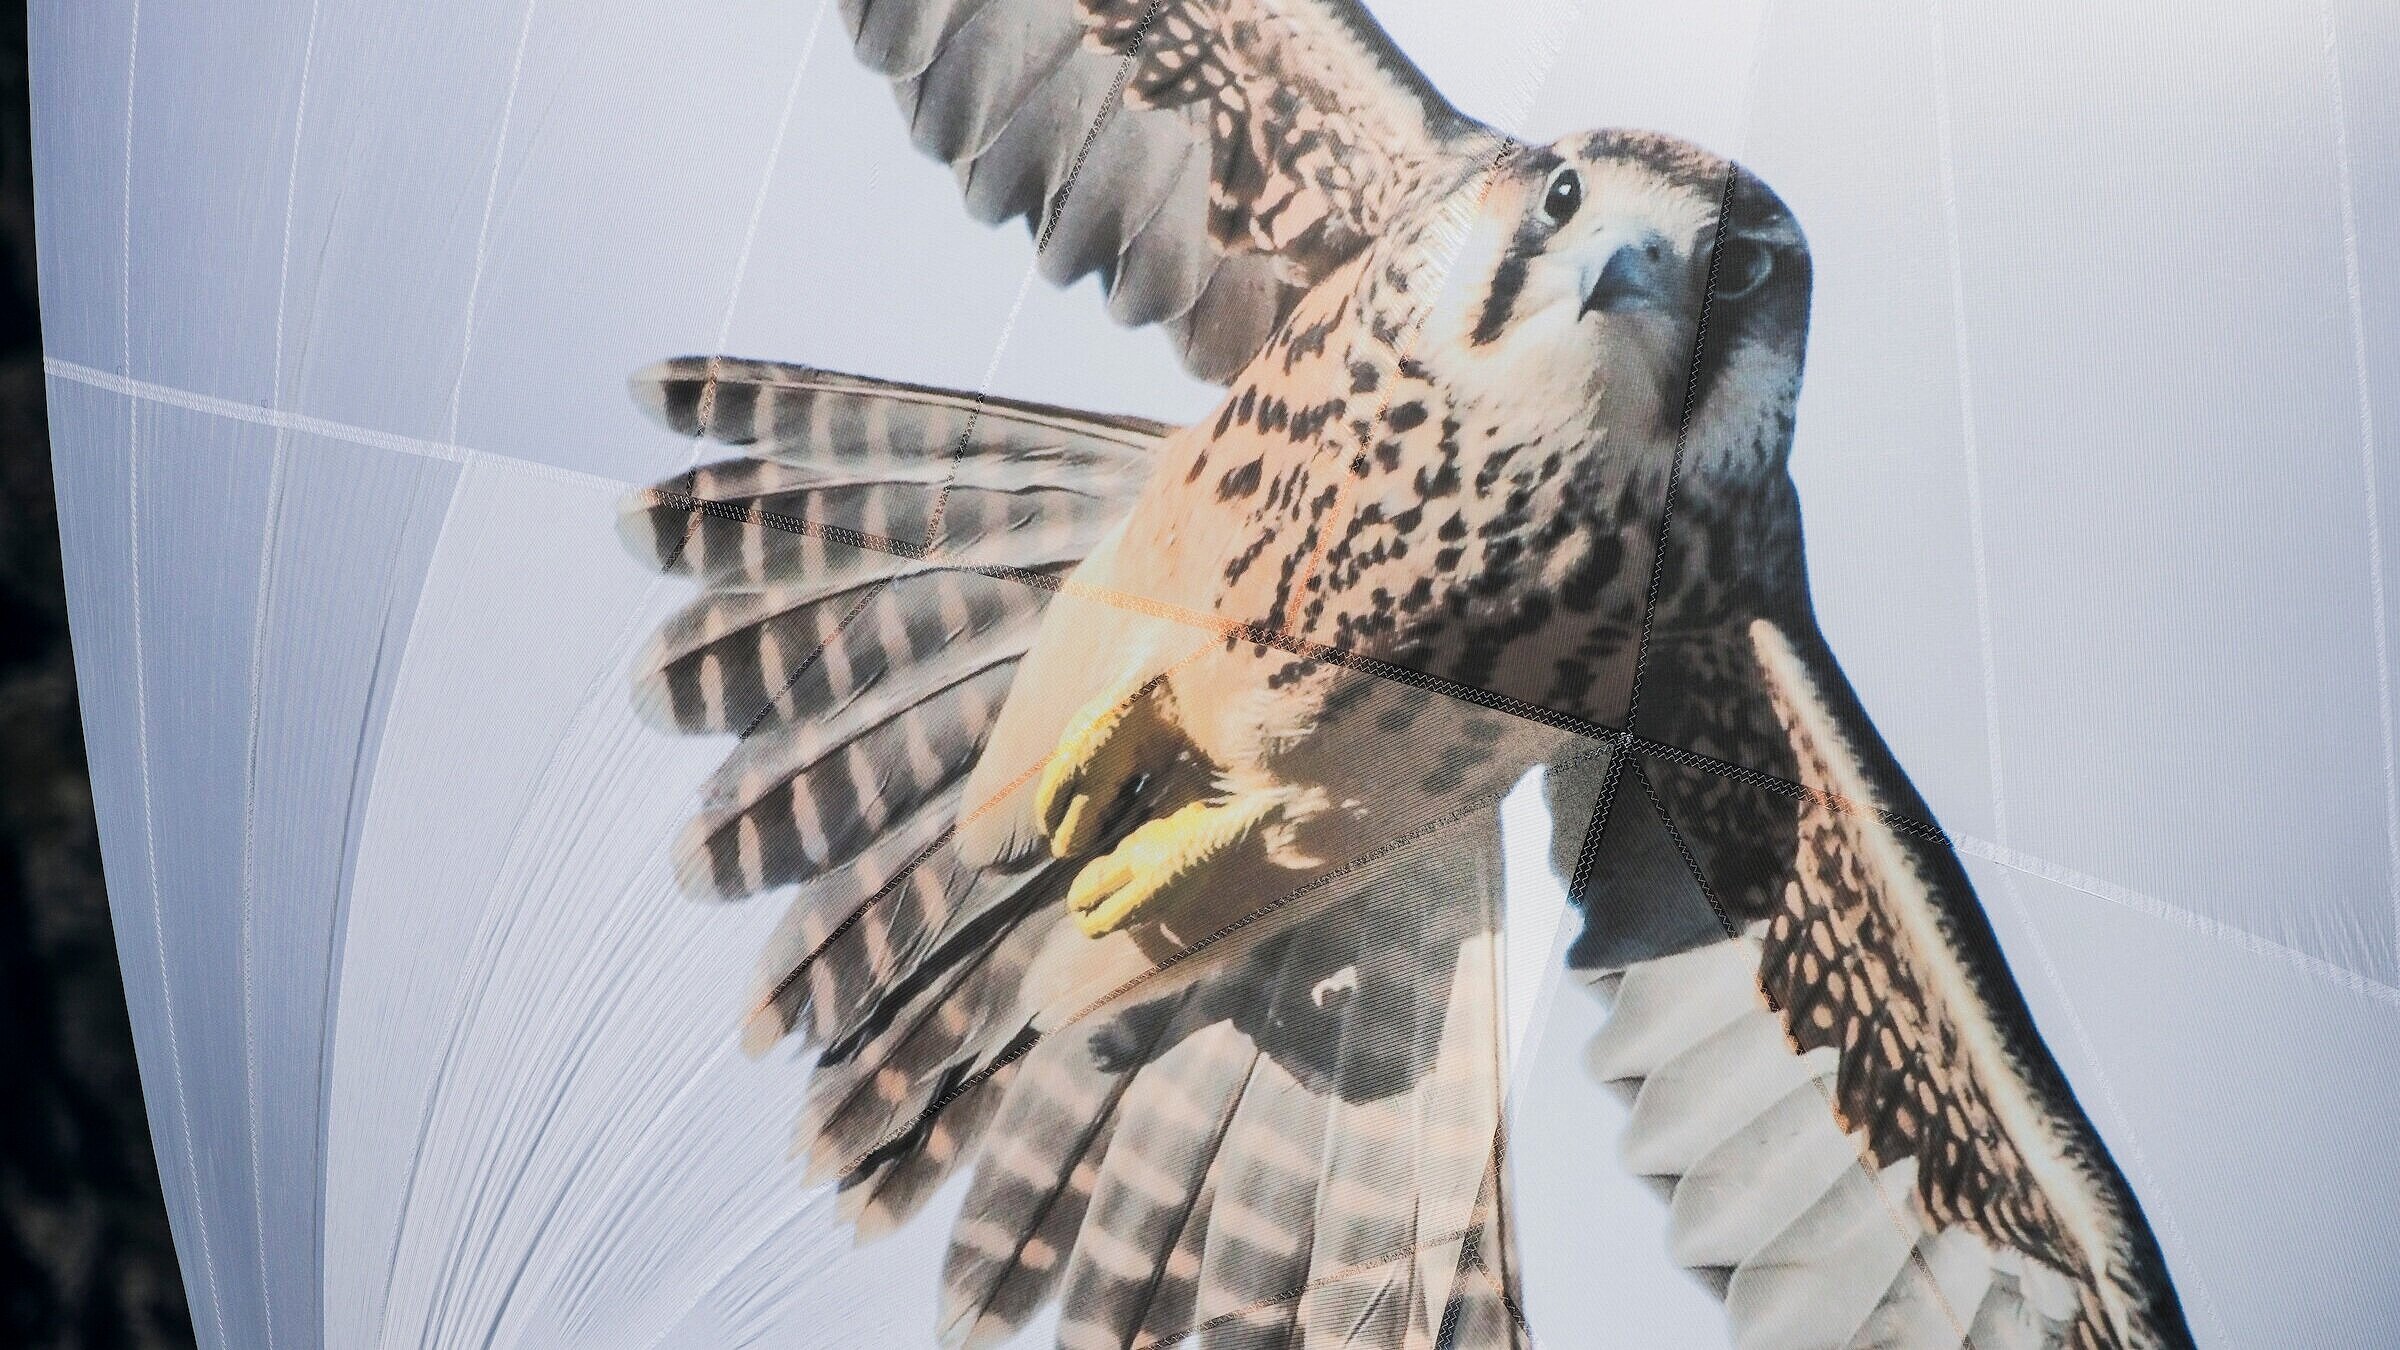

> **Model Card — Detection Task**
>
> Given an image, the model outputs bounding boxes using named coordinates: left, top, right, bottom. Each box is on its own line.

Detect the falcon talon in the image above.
left=1064, top=790, right=1280, bottom=938
left=602, top=4, right=2201, bottom=1341
left=1035, top=669, right=1184, bottom=858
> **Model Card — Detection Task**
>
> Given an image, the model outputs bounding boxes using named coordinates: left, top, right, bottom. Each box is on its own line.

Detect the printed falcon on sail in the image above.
left=619, top=1, right=2196, bottom=1346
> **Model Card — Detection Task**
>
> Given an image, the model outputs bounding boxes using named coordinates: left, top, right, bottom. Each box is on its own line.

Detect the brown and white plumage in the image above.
left=1560, top=614, right=2192, bottom=1348
left=842, top=0, right=1499, bottom=379
left=617, top=2, right=2194, bottom=1346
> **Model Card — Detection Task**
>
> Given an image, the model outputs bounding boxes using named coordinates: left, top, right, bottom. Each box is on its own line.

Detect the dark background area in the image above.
left=0, top=4, right=199, bottom=1346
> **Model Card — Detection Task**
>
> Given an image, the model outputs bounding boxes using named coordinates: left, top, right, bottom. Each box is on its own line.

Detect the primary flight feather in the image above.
left=617, top=2, right=2195, bottom=1345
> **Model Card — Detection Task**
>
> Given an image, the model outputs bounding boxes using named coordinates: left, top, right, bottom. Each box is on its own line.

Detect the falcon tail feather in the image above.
left=618, top=358, right=1167, bottom=1194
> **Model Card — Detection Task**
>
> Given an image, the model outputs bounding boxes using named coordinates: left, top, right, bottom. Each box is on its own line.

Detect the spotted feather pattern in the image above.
left=1579, top=938, right=2088, bottom=1350
left=1594, top=618, right=2193, bottom=1349
left=839, top=0, right=1500, bottom=379
left=621, top=352, right=1551, bottom=1349
left=620, top=7, right=2198, bottom=1338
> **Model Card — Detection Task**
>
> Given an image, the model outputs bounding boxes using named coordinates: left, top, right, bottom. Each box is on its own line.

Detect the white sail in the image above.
left=32, top=2, right=2400, bottom=1347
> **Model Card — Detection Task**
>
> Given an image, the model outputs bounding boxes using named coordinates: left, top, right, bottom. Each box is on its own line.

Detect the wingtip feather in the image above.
left=742, top=1003, right=789, bottom=1058
left=629, top=356, right=710, bottom=435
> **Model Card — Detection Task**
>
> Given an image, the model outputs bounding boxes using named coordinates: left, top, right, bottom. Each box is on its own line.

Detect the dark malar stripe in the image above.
left=1470, top=214, right=1552, bottom=346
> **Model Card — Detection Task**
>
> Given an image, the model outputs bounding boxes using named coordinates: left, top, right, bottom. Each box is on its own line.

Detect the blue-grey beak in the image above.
left=1581, top=231, right=1678, bottom=316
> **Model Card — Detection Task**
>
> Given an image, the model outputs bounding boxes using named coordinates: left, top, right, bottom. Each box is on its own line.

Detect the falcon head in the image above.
left=1431, top=129, right=1812, bottom=481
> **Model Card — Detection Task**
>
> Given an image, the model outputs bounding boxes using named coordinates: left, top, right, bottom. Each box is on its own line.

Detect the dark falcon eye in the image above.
left=1716, top=238, right=1774, bottom=299
left=1542, top=167, right=1582, bottom=225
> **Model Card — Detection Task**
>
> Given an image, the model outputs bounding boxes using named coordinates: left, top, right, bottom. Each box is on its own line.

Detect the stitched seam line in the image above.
left=1431, top=1194, right=1511, bottom=1348
left=832, top=739, right=1617, bottom=1185
left=1063, top=734, right=1612, bottom=1028
left=1562, top=733, right=1635, bottom=914
left=748, top=641, right=1216, bottom=1030
left=745, top=821, right=956, bottom=1034
left=641, top=485, right=1948, bottom=851
left=1450, top=1249, right=1533, bottom=1346
left=1630, top=757, right=1745, bottom=945
left=726, top=578, right=902, bottom=1028
left=1280, top=137, right=1529, bottom=635
left=1142, top=1224, right=1479, bottom=1349
left=1632, top=756, right=1974, bottom=1344
left=921, top=0, right=1171, bottom=550
left=1621, top=164, right=1741, bottom=735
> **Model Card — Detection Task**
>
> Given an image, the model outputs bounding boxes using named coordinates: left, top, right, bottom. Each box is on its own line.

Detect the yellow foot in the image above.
left=1065, top=791, right=1280, bottom=938
left=1035, top=668, right=1183, bottom=859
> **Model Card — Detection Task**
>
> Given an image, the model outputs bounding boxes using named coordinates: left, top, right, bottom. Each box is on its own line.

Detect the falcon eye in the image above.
left=1716, top=238, right=1775, bottom=300
left=1541, top=167, right=1583, bottom=225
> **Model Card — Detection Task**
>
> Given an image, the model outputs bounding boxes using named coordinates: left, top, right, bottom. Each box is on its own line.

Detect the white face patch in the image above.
left=1411, top=153, right=1722, bottom=447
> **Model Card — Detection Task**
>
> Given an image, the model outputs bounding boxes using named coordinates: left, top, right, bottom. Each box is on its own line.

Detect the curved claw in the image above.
left=1065, top=790, right=1280, bottom=938
left=1035, top=669, right=1180, bottom=858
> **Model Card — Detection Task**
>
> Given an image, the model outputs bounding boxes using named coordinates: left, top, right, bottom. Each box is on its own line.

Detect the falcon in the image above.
left=616, top=1, right=2196, bottom=1345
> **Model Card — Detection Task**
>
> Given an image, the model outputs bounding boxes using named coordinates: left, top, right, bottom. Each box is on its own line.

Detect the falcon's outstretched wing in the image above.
left=623, top=360, right=1539, bottom=1348
left=617, top=357, right=1157, bottom=919
left=1554, top=618, right=2193, bottom=1349
left=843, top=0, right=1503, bottom=379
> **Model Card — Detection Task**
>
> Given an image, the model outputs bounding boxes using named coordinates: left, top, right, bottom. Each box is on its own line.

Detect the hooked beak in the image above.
left=1580, top=230, right=1678, bottom=317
